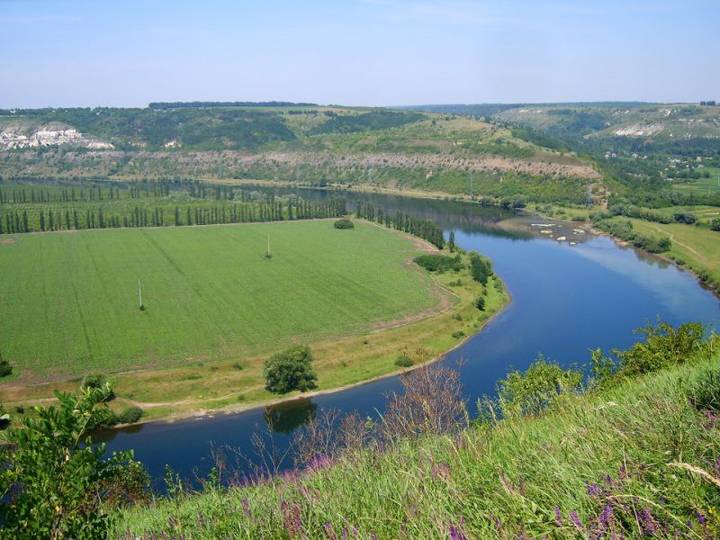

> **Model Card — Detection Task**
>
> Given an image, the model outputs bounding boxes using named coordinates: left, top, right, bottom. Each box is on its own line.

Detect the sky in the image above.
left=1, top=0, right=719, bottom=108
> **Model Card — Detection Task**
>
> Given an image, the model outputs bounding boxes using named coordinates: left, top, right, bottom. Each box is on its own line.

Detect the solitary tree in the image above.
left=264, top=345, right=317, bottom=394
left=448, top=231, right=456, bottom=252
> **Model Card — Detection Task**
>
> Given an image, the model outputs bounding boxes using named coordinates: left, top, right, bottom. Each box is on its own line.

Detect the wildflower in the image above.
left=241, top=497, right=251, bottom=518
left=554, top=506, right=563, bottom=527
left=569, top=511, right=583, bottom=530
left=308, top=454, right=333, bottom=471
left=281, top=500, right=304, bottom=538
left=638, top=508, right=657, bottom=535
left=696, top=512, right=706, bottom=525
left=599, top=504, right=613, bottom=529
left=448, top=524, right=467, bottom=540
left=586, top=482, right=602, bottom=497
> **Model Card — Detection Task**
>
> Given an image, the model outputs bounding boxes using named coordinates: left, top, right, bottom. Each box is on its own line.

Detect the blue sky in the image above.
left=1, top=0, right=718, bottom=107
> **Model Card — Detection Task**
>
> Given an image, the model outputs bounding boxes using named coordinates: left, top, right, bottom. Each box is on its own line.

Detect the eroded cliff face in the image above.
left=0, top=122, right=114, bottom=150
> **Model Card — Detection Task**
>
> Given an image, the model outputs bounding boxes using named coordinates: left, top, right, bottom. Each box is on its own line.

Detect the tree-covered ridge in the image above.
left=308, top=110, right=425, bottom=134
left=147, top=101, right=318, bottom=109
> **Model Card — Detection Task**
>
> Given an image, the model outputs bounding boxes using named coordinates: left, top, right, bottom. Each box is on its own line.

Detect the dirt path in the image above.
left=644, top=223, right=708, bottom=263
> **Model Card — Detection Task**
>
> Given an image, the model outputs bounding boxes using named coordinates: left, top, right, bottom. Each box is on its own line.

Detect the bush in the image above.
left=394, top=354, right=414, bottom=368
left=0, top=357, right=12, bottom=378
left=413, top=254, right=463, bottom=273
left=264, top=345, right=318, bottom=394
left=591, top=322, right=709, bottom=387
left=497, top=358, right=583, bottom=419
left=673, top=212, right=697, bottom=224
left=116, top=406, right=144, bottom=425
left=475, top=296, right=486, bottom=311
left=333, top=218, right=354, bottom=229
left=0, top=386, right=141, bottom=538
left=451, top=331, right=465, bottom=339
left=711, top=218, right=720, bottom=232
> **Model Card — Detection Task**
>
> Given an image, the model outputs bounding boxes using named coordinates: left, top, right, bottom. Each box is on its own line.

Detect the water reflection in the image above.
left=264, top=399, right=317, bottom=434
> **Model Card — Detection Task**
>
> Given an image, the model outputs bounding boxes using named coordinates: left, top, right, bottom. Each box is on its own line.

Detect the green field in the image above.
left=620, top=217, right=720, bottom=290
left=673, top=167, right=720, bottom=195
left=0, top=220, right=438, bottom=380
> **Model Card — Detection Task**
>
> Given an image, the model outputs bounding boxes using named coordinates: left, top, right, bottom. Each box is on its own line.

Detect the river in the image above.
left=98, top=190, right=720, bottom=490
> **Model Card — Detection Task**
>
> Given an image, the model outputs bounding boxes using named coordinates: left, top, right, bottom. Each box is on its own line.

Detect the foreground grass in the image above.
left=115, top=355, right=720, bottom=539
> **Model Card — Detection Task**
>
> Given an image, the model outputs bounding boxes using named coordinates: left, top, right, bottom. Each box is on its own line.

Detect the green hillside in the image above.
left=0, top=105, right=598, bottom=205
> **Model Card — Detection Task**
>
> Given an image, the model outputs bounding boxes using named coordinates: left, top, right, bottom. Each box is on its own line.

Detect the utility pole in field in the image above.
left=138, top=279, right=145, bottom=311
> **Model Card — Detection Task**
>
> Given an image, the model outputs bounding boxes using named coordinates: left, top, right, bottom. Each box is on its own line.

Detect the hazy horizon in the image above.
left=2, top=0, right=718, bottom=108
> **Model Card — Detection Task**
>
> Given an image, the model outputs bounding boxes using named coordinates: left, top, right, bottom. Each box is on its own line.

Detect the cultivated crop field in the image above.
left=0, top=220, right=439, bottom=381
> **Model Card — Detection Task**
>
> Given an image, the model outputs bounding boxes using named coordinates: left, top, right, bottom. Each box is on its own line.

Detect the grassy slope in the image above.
left=116, top=354, right=720, bottom=539
left=0, top=221, right=507, bottom=421
left=618, top=217, right=720, bottom=288
left=0, top=220, right=436, bottom=376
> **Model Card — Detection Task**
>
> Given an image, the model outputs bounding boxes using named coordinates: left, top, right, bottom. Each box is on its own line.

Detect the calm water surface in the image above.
left=100, top=190, right=720, bottom=489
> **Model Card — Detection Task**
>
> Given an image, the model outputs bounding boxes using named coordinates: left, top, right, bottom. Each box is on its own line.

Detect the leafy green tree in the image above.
left=264, top=345, right=318, bottom=394
left=469, top=252, right=493, bottom=285
left=711, top=218, right=720, bottom=232
left=448, top=231, right=456, bottom=252
left=0, top=385, right=142, bottom=539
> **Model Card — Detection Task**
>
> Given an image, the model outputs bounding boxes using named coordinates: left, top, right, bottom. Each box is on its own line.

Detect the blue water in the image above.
left=99, top=192, right=719, bottom=489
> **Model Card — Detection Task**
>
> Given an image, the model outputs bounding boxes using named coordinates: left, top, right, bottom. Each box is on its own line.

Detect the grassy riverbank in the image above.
left=115, top=347, right=720, bottom=538
left=0, top=219, right=508, bottom=422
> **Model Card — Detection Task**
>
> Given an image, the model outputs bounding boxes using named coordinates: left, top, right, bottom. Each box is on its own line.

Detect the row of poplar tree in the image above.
left=354, top=202, right=445, bottom=249
left=0, top=198, right=347, bottom=234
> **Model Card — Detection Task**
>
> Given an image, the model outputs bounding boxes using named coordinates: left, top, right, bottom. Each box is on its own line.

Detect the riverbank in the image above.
left=115, top=342, right=720, bottom=538
left=0, top=222, right=509, bottom=426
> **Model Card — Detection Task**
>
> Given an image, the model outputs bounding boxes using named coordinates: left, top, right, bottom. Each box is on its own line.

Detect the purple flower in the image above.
left=696, top=512, right=706, bottom=525
left=599, top=504, right=613, bottom=528
left=570, top=511, right=583, bottom=530
left=714, top=457, right=720, bottom=478
left=308, top=454, right=333, bottom=471
left=448, top=524, right=467, bottom=540
left=554, top=506, right=563, bottom=527
left=639, top=508, right=656, bottom=535
left=587, top=482, right=602, bottom=497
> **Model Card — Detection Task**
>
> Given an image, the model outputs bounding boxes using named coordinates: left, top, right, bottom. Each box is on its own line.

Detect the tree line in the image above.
left=354, top=201, right=445, bottom=248
left=0, top=198, right=347, bottom=234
